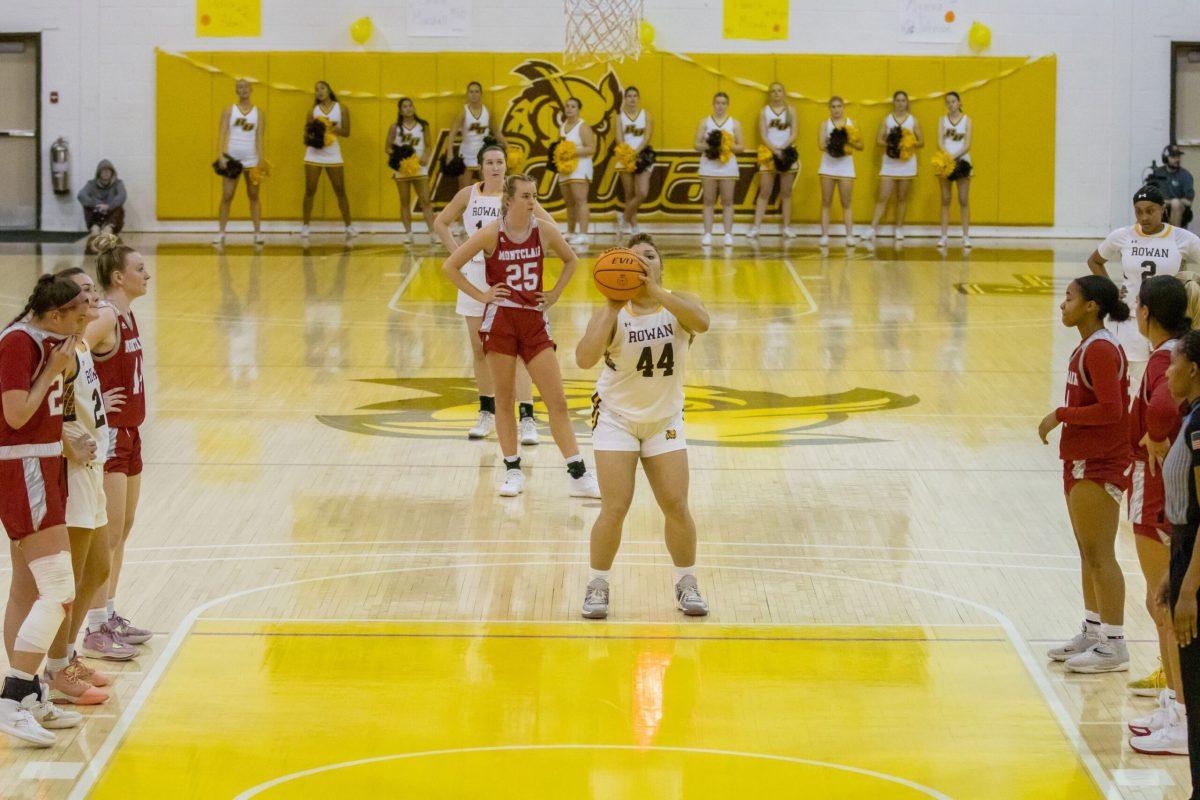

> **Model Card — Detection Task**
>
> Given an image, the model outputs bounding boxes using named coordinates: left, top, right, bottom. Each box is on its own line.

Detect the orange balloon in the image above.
left=944, top=10, right=955, bottom=22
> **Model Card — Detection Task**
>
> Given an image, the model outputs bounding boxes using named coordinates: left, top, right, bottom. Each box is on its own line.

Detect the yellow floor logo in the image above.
left=317, top=378, right=918, bottom=447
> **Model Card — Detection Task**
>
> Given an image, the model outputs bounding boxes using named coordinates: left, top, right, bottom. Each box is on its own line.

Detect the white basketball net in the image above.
left=564, top=0, right=644, bottom=65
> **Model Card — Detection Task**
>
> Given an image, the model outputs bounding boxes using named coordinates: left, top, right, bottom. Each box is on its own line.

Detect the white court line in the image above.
left=386, top=257, right=424, bottom=312
left=782, top=259, right=818, bottom=316
left=67, top=560, right=1120, bottom=799
left=200, top=616, right=992, bottom=628
left=233, top=744, right=952, bottom=799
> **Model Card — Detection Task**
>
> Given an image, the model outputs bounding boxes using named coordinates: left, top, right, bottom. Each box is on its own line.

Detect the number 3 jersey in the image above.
left=1098, top=223, right=1200, bottom=360
left=483, top=221, right=545, bottom=309
left=93, top=302, right=145, bottom=428
left=64, top=341, right=109, bottom=467
left=595, top=303, right=690, bottom=423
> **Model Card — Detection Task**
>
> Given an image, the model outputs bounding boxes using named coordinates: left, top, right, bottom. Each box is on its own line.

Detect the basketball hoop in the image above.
left=564, top=0, right=644, bottom=65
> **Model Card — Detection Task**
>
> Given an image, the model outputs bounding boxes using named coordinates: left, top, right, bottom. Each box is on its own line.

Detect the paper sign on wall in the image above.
left=900, top=0, right=961, bottom=43
left=723, top=0, right=788, bottom=41
left=408, top=0, right=470, bottom=37
left=196, top=0, right=261, bottom=37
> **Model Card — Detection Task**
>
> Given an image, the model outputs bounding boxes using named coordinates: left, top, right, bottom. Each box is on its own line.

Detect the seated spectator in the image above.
left=1151, top=145, right=1194, bottom=228
left=77, top=159, right=127, bottom=235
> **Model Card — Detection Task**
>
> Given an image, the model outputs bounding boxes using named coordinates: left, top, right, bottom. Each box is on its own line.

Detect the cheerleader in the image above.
left=386, top=98, right=435, bottom=241
left=867, top=90, right=923, bottom=241
left=214, top=79, right=264, bottom=245
left=694, top=92, right=743, bottom=246
left=1089, top=185, right=1200, bottom=371
left=301, top=81, right=354, bottom=238
left=818, top=95, right=863, bottom=246
left=557, top=98, right=595, bottom=246
left=1040, top=275, right=1131, bottom=674
left=433, top=143, right=553, bottom=444
left=449, top=81, right=506, bottom=190
left=1125, top=274, right=1200, bottom=756
left=749, top=82, right=798, bottom=239
left=0, top=275, right=89, bottom=744
left=610, top=86, right=653, bottom=235
left=937, top=91, right=972, bottom=249
left=440, top=174, right=600, bottom=498
left=575, top=233, right=710, bottom=619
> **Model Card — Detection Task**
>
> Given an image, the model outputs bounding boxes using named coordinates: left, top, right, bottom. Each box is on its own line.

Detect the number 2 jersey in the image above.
left=92, top=302, right=145, bottom=428
left=0, top=324, right=67, bottom=452
left=64, top=341, right=109, bottom=467
left=1098, top=223, right=1200, bottom=360
left=595, top=304, right=689, bottom=423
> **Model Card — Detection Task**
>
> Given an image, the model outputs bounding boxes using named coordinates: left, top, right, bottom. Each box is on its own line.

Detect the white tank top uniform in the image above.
left=818, top=118, right=856, bottom=179
left=940, top=114, right=971, bottom=164
left=1098, top=223, right=1200, bottom=361
left=64, top=342, right=110, bottom=530
left=879, top=113, right=917, bottom=178
left=227, top=104, right=260, bottom=167
left=699, top=116, right=739, bottom=179
left=761, top=106, right=795, bottom=172
left=455, top=184, right=503, bottom=317
left=305, top=102, right=344, bottom=166
left=592, top=304, right=691, bottom=458
left=559, top=119, right=594, bottom=182
left=393, top=122, right=428, bottom=178
left=460, top=105, right=490, bottom=168
left=622, top=110, right=647, bottom=150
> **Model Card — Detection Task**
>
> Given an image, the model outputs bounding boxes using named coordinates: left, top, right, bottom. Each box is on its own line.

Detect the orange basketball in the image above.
left=592, top=248, right=647, bottom=301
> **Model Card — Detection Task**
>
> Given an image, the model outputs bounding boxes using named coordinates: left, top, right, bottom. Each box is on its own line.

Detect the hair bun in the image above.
left=88, top=232, right=121, bottom=256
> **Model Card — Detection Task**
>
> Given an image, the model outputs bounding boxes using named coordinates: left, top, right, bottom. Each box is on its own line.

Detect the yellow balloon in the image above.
left=638, top=19, right=655, bottom=48
left=350, top=16, right=373, bottom=45
left=967, top=21, right=991, bottom=53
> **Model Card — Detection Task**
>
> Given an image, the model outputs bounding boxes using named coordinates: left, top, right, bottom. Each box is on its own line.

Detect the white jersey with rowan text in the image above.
left=64, top=342, right=109, bottom=468
left=595, top=304, right=689, bottom=423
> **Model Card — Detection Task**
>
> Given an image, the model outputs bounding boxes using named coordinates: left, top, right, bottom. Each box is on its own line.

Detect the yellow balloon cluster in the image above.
left=930, top=149, right=955, bottom=177
left=898, top=128, right=917, bottom=160
left=554, top=139, right=578, bottom=175
left=639, top=20, right=655, bottom=49
left=506, top=144, right=526, bottom=173
left=350, top=17, right=373, bottom=45
left=968, top=21, right=991, bottom=53
left=613, top=142, right=637, bottom=172
left=718, top=130, right=734, bottom=164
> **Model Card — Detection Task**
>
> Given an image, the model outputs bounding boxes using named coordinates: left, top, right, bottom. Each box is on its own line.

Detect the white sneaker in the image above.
left=962, top=236, right=972, bottom=249
left=675, top=575, right=709, bottom=616
left=1130, top=716, right=1189, bottom=755
left=937, top=236, right=948, bottom=248
left=468, top=411, right=495, bottom=440
left=498, top=468, right=525, bottom=497
left=212, top=232, right=225, bottom=245
left=575, top=234, right=591, bottom=247
left=1047, top=624, right=1099, bottom=661
left=344, top=225, right=359, bottom=239
left=0, top=695, right=54, bottom=747
left=700, top=233, right=713, bottom=246
left=569, top=471, right=601, bottom=499
left=630, top=224, right=641, bottom=235
left=723, top=233, right=734, bottom=246
left=817, top=235, right=830, bottom=246
left=300, top=224, right=311, bottom=237
left=863, top=228, right=876, bottom=241
left=31, top=684, right=81, bottom=729
left=845, top=235, right=859, bottom=246
left=1065, top=638, right=1130, bottom=673
left=1130, top=690, right=1178, bottom=735
left=782, top=227, right=797, bottom=239
left=581, top=578, right=610, bottom=619
left=254, top=232, right=266, bottom=245
left=746, top=226, right=759, bottom=239
left=616, top=219, right=629, bottom=235
left=519, top=416, right=539, bottom=446
left=894, top=227, right=905, bottom=241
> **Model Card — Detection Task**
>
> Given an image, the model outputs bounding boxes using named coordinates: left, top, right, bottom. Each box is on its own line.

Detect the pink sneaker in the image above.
left=109, top=612, right=152, bottom=645
left=70, top=655, right=110, bottom=688
left=80, top=625, right=138, bottom=661
left=46, top=663, right=108, bottom=705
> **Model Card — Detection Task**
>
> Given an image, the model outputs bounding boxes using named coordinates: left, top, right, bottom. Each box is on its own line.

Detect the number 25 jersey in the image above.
left=483, top=222, right=545, bottom=309
left=1098, top=223, right=1200, bottom=360
left=595, top=304, right=690, bottom=423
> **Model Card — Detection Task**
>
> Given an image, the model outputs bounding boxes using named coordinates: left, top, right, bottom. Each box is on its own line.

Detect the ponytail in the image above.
left=96, top=241, right=136, bottom=289
left=7, top=274, right=82, bottom=328
left=1179, top=271, right=1200, bottom=330
left=1074, top=274, right=1130, bottom=322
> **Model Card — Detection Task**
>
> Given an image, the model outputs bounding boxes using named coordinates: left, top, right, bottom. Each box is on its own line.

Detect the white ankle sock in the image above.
left=1083, top=610, right=1100, bottom=628
left=1176, top=700, right=1188, bottom=717
left=86, top=608, right=108, bottom=632
left=673, top=566, right=696, bottom=584
left=106, top=598, right=115, bottom=617
left=67, top=644, right=76, bottom=661
left=6, top=667, right=36, bottom=682
left=588, top=568, right=610, bottom=583
left=45, top=656, right=69, bottom=674
left=1100, top=623, right=1124, bottom=640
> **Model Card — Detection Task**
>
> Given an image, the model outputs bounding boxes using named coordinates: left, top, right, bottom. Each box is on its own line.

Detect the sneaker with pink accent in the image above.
left=109, top=612, right=152, bottom=645
left=46, top=664, right=108, bottom=705
left=80, top=625, right=138, bottom=661
left=70, top=655, right=110, bottom=688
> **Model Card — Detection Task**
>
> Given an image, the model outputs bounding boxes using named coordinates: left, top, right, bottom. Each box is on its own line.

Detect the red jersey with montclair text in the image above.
left=1130, top=340, right=1182, bottom=458
left=483, top=221, right=545, bottom=309
left=1057, top=328, right=1130, bottom=462
left=92, top=302, right=145, bottom=428
left=0, top=324, right=68, bottom=450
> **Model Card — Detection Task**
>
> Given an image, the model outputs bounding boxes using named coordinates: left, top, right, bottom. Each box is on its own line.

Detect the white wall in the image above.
left=2, top=0, right=1196, bottom=234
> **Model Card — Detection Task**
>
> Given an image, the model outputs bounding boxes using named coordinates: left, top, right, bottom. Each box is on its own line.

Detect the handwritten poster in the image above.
left=899, top=0, right=961, bottom=43
left=196, top=0, right=261, bottom=37
left=723, top=0, right=788, bottom=41
left=408, top=0, right=470, bottom=37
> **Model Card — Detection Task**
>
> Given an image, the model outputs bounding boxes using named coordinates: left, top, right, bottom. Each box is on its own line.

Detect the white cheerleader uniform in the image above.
left=305, top=102, right=344, bottom=166
left=1098, top=223, right=1200, bottom=361
left=455, top=183, right=503, bottom=317
left=393, top=122, right=428, bottom=179
left=761, top=105, right=795, bottom=173
left=64, top=342, right=109, bottom=529
left=622, top=109, right=647, bottom=151
left=818, top=118, right=856, bottom=179
left=591, top=303, right=691, bottom=457
left=699, top=116, right=739, bottom=179
left=461, top=105, right=490, bottom=168
left=558, top=119, right=594, bottom=183
left=226, top=104, right=260, bottom=168
left=879, top=113, right=917, bottom=178
left=940, top=114, right=971, bottom=169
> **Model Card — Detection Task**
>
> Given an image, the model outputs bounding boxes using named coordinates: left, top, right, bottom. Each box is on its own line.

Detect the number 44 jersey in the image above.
left=595, top=303, right=691, bottom=423
left=1098, top=223, right=1200, bottom=360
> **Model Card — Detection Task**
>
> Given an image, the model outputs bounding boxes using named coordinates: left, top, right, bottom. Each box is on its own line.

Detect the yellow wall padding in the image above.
left=157, top=51, right=1055, bottom=225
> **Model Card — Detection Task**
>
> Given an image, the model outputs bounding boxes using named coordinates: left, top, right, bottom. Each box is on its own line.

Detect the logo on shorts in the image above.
left=316, top=377, right=919, bottom=447
left=665, top=429, right=677, bottom=440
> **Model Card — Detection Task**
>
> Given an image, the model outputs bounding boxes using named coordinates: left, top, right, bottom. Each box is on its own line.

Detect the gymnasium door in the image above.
left=0, top=35, right=38, bottom=229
